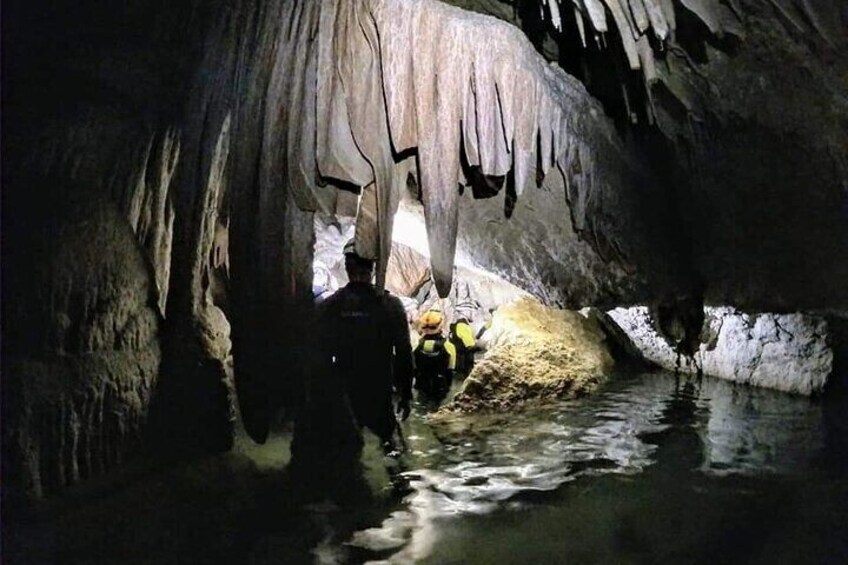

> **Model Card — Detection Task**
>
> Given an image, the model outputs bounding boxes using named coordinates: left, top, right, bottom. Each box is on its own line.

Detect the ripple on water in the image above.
left=339, top=372, right=828, bottom=562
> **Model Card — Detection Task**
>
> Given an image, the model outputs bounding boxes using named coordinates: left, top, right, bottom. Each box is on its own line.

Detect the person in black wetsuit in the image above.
left=413, top=310, right=456, bottom=404
left=301, top=238, right=413, bottom=459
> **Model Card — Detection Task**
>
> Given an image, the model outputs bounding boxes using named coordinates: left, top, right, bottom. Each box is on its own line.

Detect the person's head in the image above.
left=419, top=310, right=444, bottom=336
left=455, top=309, right=471, bottom=324
left=343, top=238, right=375, bottom=283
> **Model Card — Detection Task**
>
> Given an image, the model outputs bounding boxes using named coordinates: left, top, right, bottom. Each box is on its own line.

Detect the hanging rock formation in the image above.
left=456, top=0, right=848, bottom=311
left=3, top=0, right=847, bottom=502
left=312, top=0, right=662, bottom=298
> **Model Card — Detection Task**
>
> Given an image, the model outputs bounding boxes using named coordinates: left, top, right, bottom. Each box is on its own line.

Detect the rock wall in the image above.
left=452, top=0, right=848, bottom=312
left=608, top=306, right=833, bottom=395
left=2, top=191, right=161, bottom=500
left=1, top=0, right=321, bottom=498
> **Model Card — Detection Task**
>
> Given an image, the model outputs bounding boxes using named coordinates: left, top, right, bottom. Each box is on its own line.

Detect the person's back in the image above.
left=319, top=282, right=403, bottom=424
left=312, top=239, right=413, bottom=454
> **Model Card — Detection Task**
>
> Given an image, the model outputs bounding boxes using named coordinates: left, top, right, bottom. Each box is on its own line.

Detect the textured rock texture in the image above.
left=4, top=0, right=847, bottom=502
left=454, top=0, right=848, bottom=311
left=394, top=191, right=679, bottom=310
left=608, top=307, right=833, bottom=395
left=312, top=0, right=666, bottom=298
left=2, top=193, right=161, bottom=499
left=446, top=298, right=614, bottom=412
left=385, top=244, right=433, bottom=298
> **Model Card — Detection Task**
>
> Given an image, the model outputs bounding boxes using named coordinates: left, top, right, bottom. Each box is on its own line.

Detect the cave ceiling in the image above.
left=4, top=0, right=848, bottom=314
left=442, top=0, right=848, bottom=311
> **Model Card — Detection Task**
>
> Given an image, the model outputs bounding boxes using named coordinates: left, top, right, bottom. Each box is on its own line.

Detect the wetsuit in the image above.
left=316, top=282, right=413, bottom=443
left=413, top=335, right=456, bottom=402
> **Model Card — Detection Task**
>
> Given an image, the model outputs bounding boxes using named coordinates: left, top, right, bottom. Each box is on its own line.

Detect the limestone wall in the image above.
left=608, top=306, right=833, bottom=395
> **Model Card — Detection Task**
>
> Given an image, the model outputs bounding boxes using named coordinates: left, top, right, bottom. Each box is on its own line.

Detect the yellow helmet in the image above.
left=419, top=310, right=444, bottom=335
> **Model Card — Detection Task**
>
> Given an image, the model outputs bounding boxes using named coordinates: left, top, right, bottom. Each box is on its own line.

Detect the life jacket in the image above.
left=449, top=320, right=476, bottom=350
left=415, top=335, right=451, bottom=377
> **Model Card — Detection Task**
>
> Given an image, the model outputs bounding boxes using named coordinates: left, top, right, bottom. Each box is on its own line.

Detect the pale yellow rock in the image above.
left=444, top=298, right=614, bottom=413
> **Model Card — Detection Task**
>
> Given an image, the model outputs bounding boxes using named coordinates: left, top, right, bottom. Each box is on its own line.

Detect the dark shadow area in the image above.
left=822, top=315, right=848, bottom=475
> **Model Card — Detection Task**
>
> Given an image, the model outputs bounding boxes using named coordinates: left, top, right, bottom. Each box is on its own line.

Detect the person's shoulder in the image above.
left=380, top=289, right=405, bottom=308
left=318, top=287, right=347, bottom=310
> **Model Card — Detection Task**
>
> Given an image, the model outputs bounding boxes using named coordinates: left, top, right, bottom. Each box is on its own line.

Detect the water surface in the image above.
left=6, top=371, right=847, bottom=564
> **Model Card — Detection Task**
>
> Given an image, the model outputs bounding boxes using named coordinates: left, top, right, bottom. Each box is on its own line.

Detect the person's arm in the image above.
left=386, top=296, right=414, bottom=407
left=444, top=340, right=457, bottom=382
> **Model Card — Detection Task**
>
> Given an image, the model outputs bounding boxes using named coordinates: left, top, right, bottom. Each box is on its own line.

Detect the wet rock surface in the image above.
left=2, top=193, right=162, bottom=500
left=312, top=208, right=529, bottom=329
left=446, top=299, right=614, bottom=412
left=3, top=0, right=848, bottom=504
left=608, top=306, right=834, bottom=395
left=452, top=0, right=848, bottom=312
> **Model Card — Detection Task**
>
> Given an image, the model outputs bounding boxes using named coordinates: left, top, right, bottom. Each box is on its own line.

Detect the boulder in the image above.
left=444, top=298, right=614, bottom=413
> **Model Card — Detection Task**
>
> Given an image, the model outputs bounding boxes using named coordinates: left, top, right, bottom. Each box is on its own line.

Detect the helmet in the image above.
left=419, top=310, right=444, bottom=335
left=343, top=238, right=358, bottom=256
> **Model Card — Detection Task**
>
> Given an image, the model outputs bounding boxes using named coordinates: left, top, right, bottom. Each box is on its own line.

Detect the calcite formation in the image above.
left=308, top=0, right=649, bottom=297
left=531, top=0, right=845, bottom=125
left=4, top=0, right=846, bottom=502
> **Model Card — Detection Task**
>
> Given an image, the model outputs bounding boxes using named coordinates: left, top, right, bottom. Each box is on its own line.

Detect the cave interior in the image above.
left=2, top=0, right=848, bottom=562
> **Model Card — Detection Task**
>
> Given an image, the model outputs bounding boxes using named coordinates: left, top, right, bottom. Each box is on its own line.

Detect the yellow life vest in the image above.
left=452, top=321, right=476, bottom=349
left=419, top=337, right=457, bottom=371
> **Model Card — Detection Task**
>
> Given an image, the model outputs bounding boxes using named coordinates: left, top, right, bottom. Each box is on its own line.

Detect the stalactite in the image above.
left=533, top=0, right=845, bottom=138
left=306, top=0, right=644, bottom=295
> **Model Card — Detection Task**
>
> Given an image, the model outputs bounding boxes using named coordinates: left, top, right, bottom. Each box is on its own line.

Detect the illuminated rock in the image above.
left=608, top=306, right=833, bottom=395
left=446, top=298, right=614, bottom=412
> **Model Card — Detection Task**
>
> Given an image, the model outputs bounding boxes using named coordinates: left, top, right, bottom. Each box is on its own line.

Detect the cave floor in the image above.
left=5, top=371, right=848, bottom=564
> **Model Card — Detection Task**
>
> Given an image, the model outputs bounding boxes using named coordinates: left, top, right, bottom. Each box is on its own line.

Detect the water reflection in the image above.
left=697, top=376, right=824, bottom=475
left=639, top=377, right=705, bottom=475
left=318, top=372, right=832, bottom=563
